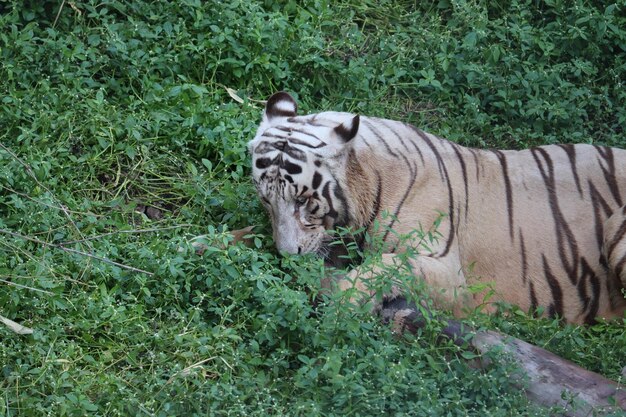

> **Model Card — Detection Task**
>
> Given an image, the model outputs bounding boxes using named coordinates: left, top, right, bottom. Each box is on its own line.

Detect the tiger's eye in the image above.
left=295, top=196, right=308, bottom=206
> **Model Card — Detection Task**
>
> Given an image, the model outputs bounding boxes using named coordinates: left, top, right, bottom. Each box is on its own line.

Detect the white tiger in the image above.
left=248, top=92, right=626, bottom=324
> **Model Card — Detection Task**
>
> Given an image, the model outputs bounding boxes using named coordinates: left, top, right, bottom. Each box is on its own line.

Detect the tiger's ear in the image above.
left=264, top=92, right=297, bottom=121
left=334, top=115, right=360, bottom=143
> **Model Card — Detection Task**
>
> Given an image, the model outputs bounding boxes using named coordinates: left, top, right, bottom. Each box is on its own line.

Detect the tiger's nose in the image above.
left=274, top=217, right=303, bottom=254
left=274, top=237, right=300, bottom=255
left=277, top=245, right=303, bottom=258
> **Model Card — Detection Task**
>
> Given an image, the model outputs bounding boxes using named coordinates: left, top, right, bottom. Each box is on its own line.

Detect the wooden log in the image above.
left=381, top=297, right=626, bottom=416
left=472, top=330, right=626, bottom=416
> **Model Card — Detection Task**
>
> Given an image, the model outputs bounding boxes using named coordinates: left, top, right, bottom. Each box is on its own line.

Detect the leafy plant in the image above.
left=1, top=0, right=624, bottom=415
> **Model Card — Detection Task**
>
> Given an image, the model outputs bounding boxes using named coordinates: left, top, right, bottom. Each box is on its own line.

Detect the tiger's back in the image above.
left=249, top=92, right=626, bottom=324
left=422, top=141, right=626, bottom=323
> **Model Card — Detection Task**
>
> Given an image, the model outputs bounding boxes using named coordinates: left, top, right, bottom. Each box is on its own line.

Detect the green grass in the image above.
left=1, top=0, right=625, bottom=415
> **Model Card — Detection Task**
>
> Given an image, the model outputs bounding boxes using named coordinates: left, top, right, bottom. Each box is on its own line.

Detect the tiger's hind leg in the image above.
left=602, top=205, right=626, bottom=316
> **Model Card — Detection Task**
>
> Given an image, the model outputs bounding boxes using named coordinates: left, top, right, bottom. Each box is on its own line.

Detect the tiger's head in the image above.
left=248, top=92, right=361, bottom=260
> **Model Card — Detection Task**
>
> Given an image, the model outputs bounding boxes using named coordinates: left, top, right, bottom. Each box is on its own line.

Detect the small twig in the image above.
left=60, top=247, right=151, bottom=275
left=168, top=357, right=217, bottom=382
left=60, top=224, right=194, bottom=245
left=156, top=355, right=223, bottom=399
left=0, top=229, right=153, bottom=276
left=53, top=0, right=66, bottom=28
left=0, top=143, right=90, bottom=244
left=0, top=185, right=101, bottom=217
left=0, top=143, right=42, bottom=186
left=0, top=278, right=54, bottom=295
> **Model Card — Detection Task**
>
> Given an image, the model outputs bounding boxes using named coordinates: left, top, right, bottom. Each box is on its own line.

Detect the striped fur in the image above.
left=249, top=92, right=626, bottom=324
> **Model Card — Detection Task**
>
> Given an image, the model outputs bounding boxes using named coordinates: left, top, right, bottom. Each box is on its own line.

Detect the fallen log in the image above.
left=381, top=297, right=626, bottom=416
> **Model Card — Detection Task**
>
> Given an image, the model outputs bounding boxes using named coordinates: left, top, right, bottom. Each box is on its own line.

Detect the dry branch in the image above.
left=472, top=330, right=626, bottom=415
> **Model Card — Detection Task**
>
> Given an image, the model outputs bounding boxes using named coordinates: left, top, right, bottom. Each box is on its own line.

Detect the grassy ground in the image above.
left=1, top=1, right=625, bottom=415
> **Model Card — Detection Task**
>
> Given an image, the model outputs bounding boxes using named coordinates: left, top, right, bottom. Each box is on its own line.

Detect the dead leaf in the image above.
left=0, top=315, right=34, bottom=335
left=68, top=2, right=82, bottom=15
left=225, top=87, right=244, bottom=104
left=190, top=225, right=257, bottom=255
left=230, top=225, right=256, bottom=246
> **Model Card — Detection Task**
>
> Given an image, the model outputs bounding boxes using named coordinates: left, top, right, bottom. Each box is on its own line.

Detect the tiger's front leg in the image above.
left=327, top=252, right=471, bottom=317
